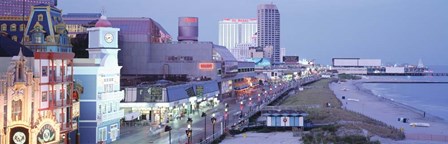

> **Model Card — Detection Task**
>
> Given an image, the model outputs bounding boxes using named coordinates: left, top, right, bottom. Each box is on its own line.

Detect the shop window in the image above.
left=38, top=14, right=44, bottom=21
left=1, top=23, right=6, bottom=31
left=10, top=24, right=16, bottom=31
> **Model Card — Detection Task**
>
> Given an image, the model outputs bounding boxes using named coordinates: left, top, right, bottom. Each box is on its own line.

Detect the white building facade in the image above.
left=218, top=18, right=257, bottom=50
left=73, top=16, right=124, bottom=144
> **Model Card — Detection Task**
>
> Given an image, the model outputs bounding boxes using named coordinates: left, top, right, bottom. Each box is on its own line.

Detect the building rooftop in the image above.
left=0, top=35, right=33, bottom=57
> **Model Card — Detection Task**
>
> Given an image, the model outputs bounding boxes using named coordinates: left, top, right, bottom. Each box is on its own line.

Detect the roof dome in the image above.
left=95, top=15, right=112, bottom=27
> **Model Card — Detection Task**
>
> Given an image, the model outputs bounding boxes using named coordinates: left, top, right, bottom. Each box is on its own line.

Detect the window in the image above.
left=104, top=84, right=114, bottom=93
left=20, top=24, right=25, bottom=31
left=42, top=91, right=48, bottom=102
left=38, top=14, right=44, bottom=21
left=1, top=23, right=6, bottom=31
left=10, top=24, right=16, bottom=31
left=12, top=100, right=22, bottom=121
left=42, top=66, right=48, bottom=77
left=98, top=105, right=102, bottom=115
left=12, top=35, right=18, bottom=42
left=98, top=127, right=107, bottom=141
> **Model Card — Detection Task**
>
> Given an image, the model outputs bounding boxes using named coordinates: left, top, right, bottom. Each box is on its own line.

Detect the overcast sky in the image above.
left=59, top=0, right=448, bottom=65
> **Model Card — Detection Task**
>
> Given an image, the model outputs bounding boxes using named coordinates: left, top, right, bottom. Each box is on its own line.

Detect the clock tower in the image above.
left=87, top=15, right=120, bottom=66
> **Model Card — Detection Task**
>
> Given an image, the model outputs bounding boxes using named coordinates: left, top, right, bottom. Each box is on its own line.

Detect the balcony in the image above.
left=98, top=109, right=124, bottom=123
left=60, top=123, right=72, bottom=133
left=97, top=91, right=124, bottom=101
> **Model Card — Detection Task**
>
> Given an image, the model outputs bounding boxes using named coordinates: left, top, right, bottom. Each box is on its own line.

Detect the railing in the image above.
left=99, top=109, right=124, bottom=123
left=406, top=133, right=448, bottom=142
left=60, top=123, right=72, bottom=132
left=98, top=91, right=124, bottom=100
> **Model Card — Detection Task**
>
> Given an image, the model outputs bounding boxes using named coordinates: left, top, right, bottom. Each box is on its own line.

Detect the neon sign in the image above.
left=199, top=63, right=214, bottom=70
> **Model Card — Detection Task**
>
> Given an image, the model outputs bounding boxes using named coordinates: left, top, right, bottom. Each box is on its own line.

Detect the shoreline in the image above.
left=352, top=81, right=445, bottom=122
left=330, top=78, right=448, bottom=142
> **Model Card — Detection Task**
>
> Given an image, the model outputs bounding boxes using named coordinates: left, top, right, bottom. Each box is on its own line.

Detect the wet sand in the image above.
left=330, top=79, right=448, bottom=142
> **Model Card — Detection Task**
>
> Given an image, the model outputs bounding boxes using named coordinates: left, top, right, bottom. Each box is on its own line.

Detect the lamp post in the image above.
left=201, top=112, right=207, bottom=142
left=211, top=113, right=217, bottom=140
left=165, top=125, right=172, bottom=144
left=186, top=124, right=192, bottom=144
left=240, top=101, right=244, bottom=119
left=224, top=108, right=228, bottom=128
left=249, top=97, right=252, bottom=112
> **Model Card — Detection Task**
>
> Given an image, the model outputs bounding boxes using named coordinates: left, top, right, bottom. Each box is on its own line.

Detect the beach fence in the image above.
left=406, top=133, right=448, bottom=142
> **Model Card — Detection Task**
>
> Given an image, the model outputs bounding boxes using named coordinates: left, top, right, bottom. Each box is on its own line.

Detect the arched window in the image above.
left=1, top=23, right=6, bottom=31
left=20, top=24, right=25, bottom=31
left=10, top=24, right=17, bottom=31
left=12, top=35, right=17, bottom=41
left=12, top=100, right=22, bottom=121
left=38, top=14, right=44, bottom=21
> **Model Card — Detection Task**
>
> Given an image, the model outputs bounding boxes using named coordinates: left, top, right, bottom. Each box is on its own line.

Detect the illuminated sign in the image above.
left=199, top=63, right=214, bottom=70
left=183, top=17, right=198, bottom=23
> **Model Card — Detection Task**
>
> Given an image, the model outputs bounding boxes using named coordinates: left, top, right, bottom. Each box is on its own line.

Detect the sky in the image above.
left=59, top=0, right=448, bottom=66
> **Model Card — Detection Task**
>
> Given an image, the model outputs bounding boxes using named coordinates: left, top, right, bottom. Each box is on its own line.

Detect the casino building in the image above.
left=0, top=4, right=78, bottom=144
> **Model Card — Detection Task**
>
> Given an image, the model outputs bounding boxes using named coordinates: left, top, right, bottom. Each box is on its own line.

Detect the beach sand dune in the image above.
left=330, top=79, right=448, bottom=142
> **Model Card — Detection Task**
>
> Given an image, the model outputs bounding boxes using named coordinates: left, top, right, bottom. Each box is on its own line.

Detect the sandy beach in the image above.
left=330, top=78, right=448, bottom=142
left=220, top=132, right=301, bottom=144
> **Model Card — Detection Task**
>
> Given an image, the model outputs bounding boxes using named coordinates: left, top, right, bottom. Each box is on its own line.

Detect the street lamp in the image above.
left=201, top=112, right=207, bottom=141
left=211, top=113, right=217, bottom=140
left=249, top=98, right=252, bottom=112
left=240, top=101, right=244, bottom=119
left=185, top=124, right=192, bottom=144
left=165, top=125, right=173, bottom=144
left=224, top=108, right=228, bottom=128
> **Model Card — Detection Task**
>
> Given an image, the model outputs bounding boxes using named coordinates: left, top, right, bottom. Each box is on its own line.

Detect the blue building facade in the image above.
left=74, top=16, right=124, bottom=143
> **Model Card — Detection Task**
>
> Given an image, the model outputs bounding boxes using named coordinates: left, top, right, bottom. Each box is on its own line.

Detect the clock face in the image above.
left=13, top=132, right=26, bottom=144
left=104, top=33, right=114, bottom=43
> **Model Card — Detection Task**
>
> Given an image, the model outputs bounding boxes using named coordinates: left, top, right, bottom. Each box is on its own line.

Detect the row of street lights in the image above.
left=182, top=81, right=292, bottom=144
left=186, top=113, right=217, bottom=144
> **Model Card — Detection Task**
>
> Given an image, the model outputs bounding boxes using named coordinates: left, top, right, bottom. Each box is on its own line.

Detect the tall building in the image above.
left=218, top=18, right=257, bottom=49
left=73, top=16, right=124, bottom=143
left=257, top=3, right=280, bottom=63
left=0, top=0, right=57, bottom=16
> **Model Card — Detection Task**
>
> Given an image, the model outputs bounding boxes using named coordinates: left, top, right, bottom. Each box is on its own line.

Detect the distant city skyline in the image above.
left=57, top=0, right=448, bottom=66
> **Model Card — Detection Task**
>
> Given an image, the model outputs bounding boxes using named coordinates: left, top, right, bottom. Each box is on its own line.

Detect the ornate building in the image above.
left=0, top=49, right=62, bottom=144
left=0, top=4, right=78, bottom=144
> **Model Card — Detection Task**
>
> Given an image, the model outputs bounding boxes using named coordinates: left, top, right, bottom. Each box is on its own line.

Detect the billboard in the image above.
left=283, top=56, right=299, bottom=63
left=185, top=86, right=196, bottom=97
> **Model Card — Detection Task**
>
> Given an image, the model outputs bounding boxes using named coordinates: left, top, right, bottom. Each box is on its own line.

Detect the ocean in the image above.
left=362, top=65, right=448, bottom=121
